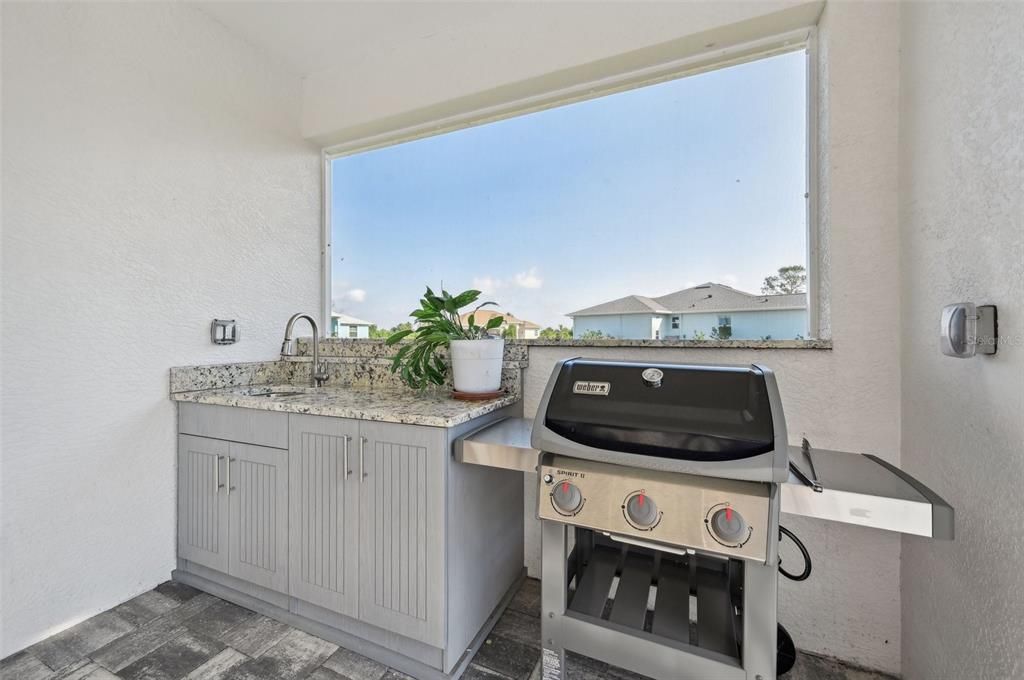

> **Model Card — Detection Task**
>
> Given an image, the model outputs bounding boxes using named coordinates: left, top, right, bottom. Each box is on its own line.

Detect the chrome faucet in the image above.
left=281, top=313, right=329, bottom=387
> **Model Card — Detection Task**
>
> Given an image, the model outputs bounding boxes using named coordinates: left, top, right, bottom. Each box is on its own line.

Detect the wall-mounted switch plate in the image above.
left=940, top=303, right=997, bottom=358
left=211, top=319, right=239, bottom=345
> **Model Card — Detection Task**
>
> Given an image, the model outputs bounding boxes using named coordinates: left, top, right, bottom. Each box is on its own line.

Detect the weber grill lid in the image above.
left=543, top=359, right=775, bottom=462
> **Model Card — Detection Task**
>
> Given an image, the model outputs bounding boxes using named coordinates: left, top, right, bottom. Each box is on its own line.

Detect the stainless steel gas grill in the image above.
left=533, top=359, right=787, bottom=680
left=453, top=358, right=955, bottom=680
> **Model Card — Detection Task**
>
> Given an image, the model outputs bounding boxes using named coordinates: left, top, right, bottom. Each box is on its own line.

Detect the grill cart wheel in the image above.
left=778, top=623, right=797, bottom=675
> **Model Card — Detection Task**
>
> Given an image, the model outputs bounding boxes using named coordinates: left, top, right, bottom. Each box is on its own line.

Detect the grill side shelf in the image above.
left=864, top=454, right=955, bottom=540
left=782, top=446, right=955, bottom=539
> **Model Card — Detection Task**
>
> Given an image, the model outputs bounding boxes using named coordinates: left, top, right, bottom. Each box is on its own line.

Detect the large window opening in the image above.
left=327, top=47, right=810, bottom=341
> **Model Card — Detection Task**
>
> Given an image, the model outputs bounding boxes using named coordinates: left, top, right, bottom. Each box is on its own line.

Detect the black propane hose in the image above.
left=778, top=525, right=812, bottom=582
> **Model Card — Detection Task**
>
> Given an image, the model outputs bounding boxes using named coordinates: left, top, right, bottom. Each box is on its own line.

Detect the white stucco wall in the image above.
left=0, top=3, right=320, bottom=657
left=299, top=1, right=823, bottom=145
left=525, top=3, right=904, bottom=672
left=898, top=3, right=1024, bottom=679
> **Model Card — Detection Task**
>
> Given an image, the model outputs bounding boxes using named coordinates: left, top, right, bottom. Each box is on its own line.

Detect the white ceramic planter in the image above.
left=449, top=338, right=504, bottom=393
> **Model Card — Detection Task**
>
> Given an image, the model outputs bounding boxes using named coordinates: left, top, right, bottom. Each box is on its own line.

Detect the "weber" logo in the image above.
left=573, top=381, right=611, bottom=396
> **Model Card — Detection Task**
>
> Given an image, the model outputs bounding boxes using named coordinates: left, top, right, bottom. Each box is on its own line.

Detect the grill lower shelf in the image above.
left=566, top=543, right=742, bottom=661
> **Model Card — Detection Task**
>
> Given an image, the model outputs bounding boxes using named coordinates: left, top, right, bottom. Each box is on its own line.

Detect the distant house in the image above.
left=331, top=312, right=374, bottom=339
left=568, top=283, right=807, bottom=340
left=458, top=309, right=541, bottom=340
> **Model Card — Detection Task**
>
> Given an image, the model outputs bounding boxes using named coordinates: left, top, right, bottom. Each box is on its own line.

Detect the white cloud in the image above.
left=472, top=276, right=503, bottom=294
left=331, top=281, right=367, bottom=303
left=513, top=267, right=543, bottom=289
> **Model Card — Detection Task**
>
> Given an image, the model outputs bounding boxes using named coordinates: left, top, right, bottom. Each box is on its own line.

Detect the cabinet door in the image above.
left=178, top=435, right=229, bottom=572
left=288, top=415, right=360, bottom=617
left=228, top=443, right=289, bottom=593
left=357, top=421, right=446, bottom=647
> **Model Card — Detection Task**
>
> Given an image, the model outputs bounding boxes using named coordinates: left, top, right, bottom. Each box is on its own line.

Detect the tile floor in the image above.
left=1, top=579, right=896, bottom=680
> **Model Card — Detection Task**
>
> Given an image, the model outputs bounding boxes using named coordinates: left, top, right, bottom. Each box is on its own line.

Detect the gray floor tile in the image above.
left=507, top=578, right=541, bottom=618
left=154, top=581, right=205, bottom=604
left=321, top=646, right=388, bottom=680
left=29, top=610, right=136, bottom=671
left=461, top=663, right=516, bottom=679
left=119, top=629, right=225, bottom=680
left=474, top=635, right=540, bottom=680
left=91, top=594, right=216, bottom=672
left=184, top=648, right=250, bottom=680
left=225, top=628, right=337, bottom=680
left=786, top=652, right=896, bottom=680
left=786, top=651, right=851, bottom=680
left=308, top=668, right=346, bottom=680
left=216, top=615, right=291, bottom=658
left=0, top=650, right=53, bottom=680
left=490, top=609, right=541, bottom=648
left=379, top=671, right=415, bottom=680
left=10, top=578, right=897, bottom=680
left=52, top=659, right=124, bottom=679
left=184, top=599, right=258, bottom=640
left=112, top=590, right=181, bottom=628
left=565, top=651, right=609, bottom=680
left=844, top=667, right=899, bottom=680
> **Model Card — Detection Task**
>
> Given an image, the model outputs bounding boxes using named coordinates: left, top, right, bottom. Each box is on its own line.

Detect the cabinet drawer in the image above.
left=179, top=403, right=288, bottom=449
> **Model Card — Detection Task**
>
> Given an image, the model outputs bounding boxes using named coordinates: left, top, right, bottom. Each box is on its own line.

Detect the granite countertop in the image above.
left=171, top=384, right=520, bottom=428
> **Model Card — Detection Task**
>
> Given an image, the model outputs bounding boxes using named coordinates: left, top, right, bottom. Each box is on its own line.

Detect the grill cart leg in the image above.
left=541, top=521, right=570, bottom=680
left=742, top=559, right=779, bottom=679
left=541, top=646, right=566, bottom=680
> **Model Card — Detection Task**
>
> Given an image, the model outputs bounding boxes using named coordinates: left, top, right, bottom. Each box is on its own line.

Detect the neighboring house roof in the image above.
left=330, top=312, right=373, bottom=326
left=569, top=283, right=805, bottom=317
left=459, top=309, right=541, bottom=329
left=567, top=295, right=670, bottom=317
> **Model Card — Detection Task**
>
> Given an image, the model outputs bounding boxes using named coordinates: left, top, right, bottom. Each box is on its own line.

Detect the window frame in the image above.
left=321, top=27, right=819, bottom=341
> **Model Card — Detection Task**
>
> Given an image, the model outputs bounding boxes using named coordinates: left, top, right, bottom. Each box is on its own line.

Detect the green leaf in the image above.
left=485, top=316, right=504, bottom=330
left=387, top=284, right=503, bottom=389
left=385, top=329, right=414, bottom=345
left=451, top=290, right=481, bottom=309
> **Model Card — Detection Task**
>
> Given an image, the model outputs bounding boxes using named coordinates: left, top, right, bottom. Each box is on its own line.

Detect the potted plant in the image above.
left=385, top=286, right=505, bottom=393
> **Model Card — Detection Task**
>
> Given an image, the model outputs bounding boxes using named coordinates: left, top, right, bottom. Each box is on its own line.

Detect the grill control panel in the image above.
left=538, top=455, right=772, bottom=563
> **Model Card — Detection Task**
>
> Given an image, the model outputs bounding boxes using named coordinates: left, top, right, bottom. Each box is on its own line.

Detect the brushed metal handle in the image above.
left=227, top=457, right=236, bottom=496
left=215, top=454, right=224, bottom=491
left=343, top=436, right=352, bottom=480
left=359, top=436, right=367, bottom=480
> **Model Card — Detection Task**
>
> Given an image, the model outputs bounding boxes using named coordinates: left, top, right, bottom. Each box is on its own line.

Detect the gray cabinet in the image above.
left=287, top=417, right=446, bottom=646
left=357, top=421, right=446, bottom=647
left=228, top=443, right=289, bottom=593
left=178, top=435, right=229, bottom=573
left=176, top=402, right=523, bottom=679
left=177, top=434, right=288, bottom=593
left=288, top=415, right=360, bottom=618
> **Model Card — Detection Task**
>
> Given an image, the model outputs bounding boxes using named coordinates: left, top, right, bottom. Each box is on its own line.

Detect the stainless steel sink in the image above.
left=247, top=389, right=306, bottom=398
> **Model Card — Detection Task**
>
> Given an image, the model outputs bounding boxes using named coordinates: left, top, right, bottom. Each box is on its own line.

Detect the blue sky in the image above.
left=331, top=50, right=807, bottom=329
